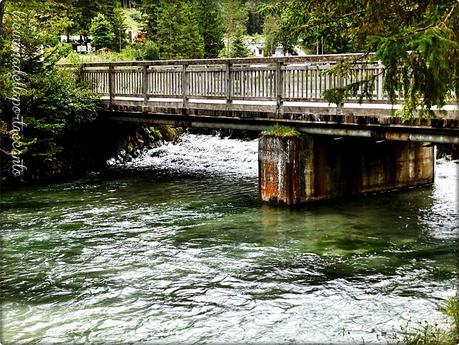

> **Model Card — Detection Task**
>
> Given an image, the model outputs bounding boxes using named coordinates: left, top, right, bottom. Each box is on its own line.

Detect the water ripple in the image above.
left=1, top=138, right=457, bottom=344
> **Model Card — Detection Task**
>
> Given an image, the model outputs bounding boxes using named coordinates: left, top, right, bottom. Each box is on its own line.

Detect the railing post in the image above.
left=76, top=66, right=83, bottom=85
left=142, top=65, right=148, bottom=112
left=108, top=64, right=115, bottom=111
left=377, top=60, right=384, bottom=100
left=337, top=62, right=345, bottom=115
left=226, top=61, right=232, bottom=108
left=276, top=61, right=284, bottom=114
left=182, top=64, right=188, bottom=110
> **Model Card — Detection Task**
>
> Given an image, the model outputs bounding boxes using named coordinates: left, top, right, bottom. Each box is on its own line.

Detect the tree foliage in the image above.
left=261, top=0, right=458, bottom=119
left=89, top=13, right=114, bottom=50
left=0, top=0, right=99, bottom=182
left=193, top=0, right=225, bottom=58
left=139, top=41, right=160, bottom=60
left=246, top=0, right=266, bottom=35
left=221, top=0, right=248, bottom=57
left=140, top=0, right=160, bottom=40
left=263, top=14, right=278, bottom=56
left=230, top=29, right=250, bottom=58
left=110, top=6, right=128, bottom=52
left=142, top=0, right=204, bottom=59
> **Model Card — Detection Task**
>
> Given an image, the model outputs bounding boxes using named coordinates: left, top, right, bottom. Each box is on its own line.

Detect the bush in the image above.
left=445, top=296, right=459, bottom=341
left=116, top=45, right=141, bottom=60
left=140, top=41, right=160, bottom=61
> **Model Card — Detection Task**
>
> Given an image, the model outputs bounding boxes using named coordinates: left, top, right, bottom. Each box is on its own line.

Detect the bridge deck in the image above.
left=59, top=54, right=458, bottom=144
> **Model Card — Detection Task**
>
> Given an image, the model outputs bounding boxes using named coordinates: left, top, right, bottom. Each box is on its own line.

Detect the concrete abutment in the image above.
left=258, top=134, right=434, bottom=205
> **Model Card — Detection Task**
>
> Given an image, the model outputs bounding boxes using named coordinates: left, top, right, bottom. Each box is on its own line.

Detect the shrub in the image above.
left=140, top=41, right=160, bottom=61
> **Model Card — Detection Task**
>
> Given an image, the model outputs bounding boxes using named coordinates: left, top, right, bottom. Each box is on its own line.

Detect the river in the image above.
left=1, top=133, right=457, bottom=344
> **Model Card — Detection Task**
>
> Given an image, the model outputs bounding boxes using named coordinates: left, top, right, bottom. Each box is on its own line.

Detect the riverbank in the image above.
left=0, top=122, right=184, bottom=188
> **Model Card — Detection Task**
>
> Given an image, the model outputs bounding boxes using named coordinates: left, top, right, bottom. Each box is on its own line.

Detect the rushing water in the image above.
left=1, top=134, right=458, bottom=344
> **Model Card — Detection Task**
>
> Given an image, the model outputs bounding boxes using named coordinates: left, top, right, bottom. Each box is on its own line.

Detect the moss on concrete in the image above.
left=262, top=125, right=300, bottom=138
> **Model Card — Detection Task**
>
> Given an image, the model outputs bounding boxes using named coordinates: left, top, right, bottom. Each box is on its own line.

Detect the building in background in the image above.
left=60, top=35, right=95, bottom=53
left=228, top=37, right=307, bottom=57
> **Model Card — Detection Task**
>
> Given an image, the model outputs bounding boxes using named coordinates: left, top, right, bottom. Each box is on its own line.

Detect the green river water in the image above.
left=1, top=134, right=458, bottom=344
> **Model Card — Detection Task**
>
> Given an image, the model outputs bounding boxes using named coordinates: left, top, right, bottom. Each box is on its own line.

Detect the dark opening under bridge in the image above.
left=61, top=54, right=459, bottom=205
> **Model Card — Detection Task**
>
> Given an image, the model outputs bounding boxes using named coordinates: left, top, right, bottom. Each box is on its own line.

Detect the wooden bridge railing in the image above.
left=60, top=53, right=394, bottom=111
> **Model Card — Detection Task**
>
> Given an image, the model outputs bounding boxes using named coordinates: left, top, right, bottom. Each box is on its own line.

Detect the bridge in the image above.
left=60, top=54, right=459, bottom=205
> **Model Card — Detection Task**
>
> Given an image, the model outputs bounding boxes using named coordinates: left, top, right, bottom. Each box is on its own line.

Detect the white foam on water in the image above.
left=112, top=133, right=259, bottom=178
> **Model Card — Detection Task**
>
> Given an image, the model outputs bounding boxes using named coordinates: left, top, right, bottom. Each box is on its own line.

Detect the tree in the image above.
left=0, top=0, right=98, bottom=182
left=0, top=0, right=6, bottom=33
left=176, top=2, right=204, bottom=59
left=246, top=0, right=265, bottom=35
left=260, top=0, right=365, bottom=54
left=194, top=0, right=224, bottom=58
left=72, top=0, right=109, bottom=35
left=260, top=0, right=458, bottom=119
left=263, top=14, right=278, bottom=56
left=154, top=1, right=204, bottom=59
left=230, top=28, right=250, bottom=58
left=89, top=13, right=114, bottom=50
left=140, top=0, right=161, bottom=39
left=221, top=0, right=248, bottom=56
left=110, top=6, right=128, bottom=51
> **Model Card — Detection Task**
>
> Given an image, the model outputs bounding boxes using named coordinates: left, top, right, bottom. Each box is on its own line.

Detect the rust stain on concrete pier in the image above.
left=259, top=134, right=434, bottom=205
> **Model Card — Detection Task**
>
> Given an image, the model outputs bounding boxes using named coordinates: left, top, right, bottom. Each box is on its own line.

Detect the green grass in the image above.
left=59, top=42, right=160, bottom=64
left=262, top=125, right=300, bottom=138
left=59, top=48, right=138, bottom=64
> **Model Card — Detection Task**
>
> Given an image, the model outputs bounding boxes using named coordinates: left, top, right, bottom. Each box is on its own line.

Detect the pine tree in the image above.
left=194, top=0, right=224, bottom=58
left=154, top=2, right=180, bottom=59
left=263, top=15, right=278, bottom=56
left=246, top=0, right=265, bottom=35
left=155, top=1, right=204, bottom=59
left=74, top=0, right=113, bottom=35
left=177, top=2, right=204, bottom=59
left=230, top=29, right=250, bottom=58
left=0, top=0, right=99, bottom=182
left=89, top=13, right=114, bottom=50
left=221, top=0, right=248, bottom=57
left=140, top=0, right=161, bottom=39
left=110, top=6, right=128, bottom=51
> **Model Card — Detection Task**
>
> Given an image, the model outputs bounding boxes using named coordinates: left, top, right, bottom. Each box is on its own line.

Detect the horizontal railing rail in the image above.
left=57, top=53, right=374, bottom=68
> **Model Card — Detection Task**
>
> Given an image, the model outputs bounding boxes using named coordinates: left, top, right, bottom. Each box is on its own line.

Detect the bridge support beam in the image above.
left=258, top=134, right=434, bottom=205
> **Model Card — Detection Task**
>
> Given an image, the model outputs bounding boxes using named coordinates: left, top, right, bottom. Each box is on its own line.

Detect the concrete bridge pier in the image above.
left=258, top=134, right=434, bottom=205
